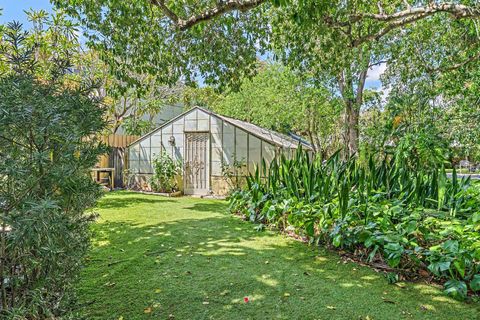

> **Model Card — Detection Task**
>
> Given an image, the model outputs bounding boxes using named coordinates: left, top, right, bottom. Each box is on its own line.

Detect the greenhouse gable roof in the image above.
left=128, top=106, right=312, bottom=150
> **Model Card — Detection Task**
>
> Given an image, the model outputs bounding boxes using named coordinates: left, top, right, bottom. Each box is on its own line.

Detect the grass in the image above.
left=77, top=191, right=480, bottom=319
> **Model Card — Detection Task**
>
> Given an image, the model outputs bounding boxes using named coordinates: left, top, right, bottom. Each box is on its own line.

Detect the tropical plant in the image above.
left=229, top=148, right=480, bottom=300
left=0, top=22, right=106, bottom=318
left=151, top=152, right=181, bottom=193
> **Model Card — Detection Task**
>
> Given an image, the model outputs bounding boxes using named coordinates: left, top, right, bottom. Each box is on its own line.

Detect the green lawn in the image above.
left=78, top=191, right=480, bottom=319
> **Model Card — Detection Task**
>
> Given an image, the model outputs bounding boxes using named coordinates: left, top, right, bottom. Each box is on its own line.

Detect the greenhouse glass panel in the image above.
left=262, top=142, right=276, bottom=164
left=173, top=146, right=183, bottom=161
left=139, top=138, right=151, bottom=163
left=129, top=144, right=140, bottom=161
left=151, top=147, right=161, bottom=160
left=161, top=125, right=173, bottom=157
left=185, top=109, right=197, bottom=121
left=185, top=119, right=197, bottom=131
left=248, top=135, right=261, bottom=173
left=222, top=122, right=235, bottom=165
left=172, top=119, right=184, bottom=134
left=197, top=109, right=209, bottom=120
left=173, top=133, right=184, bottom=147
left=197, top=119, right=209, bottom=131
left=212, top=146, right=222, bottom=162
left=129, top=160, right=140, bottom=173
left=211, top=130, right=222, bottom=149
left=211, top=117, right=222, bottom=134
left=235, top=129, right=248, bottom=164
left=151, top=133, right=161, bottom=147
left=139, top=158, right=152, bottom=173
left=197, top=109, right=209, bottom=131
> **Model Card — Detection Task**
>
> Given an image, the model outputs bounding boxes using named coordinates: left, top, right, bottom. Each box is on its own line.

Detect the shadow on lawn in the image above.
left=182, top=201, right=229, bottom=213
left=79, top=200, right=480, bottom=320
left=95, top=193, right=177, bottom=210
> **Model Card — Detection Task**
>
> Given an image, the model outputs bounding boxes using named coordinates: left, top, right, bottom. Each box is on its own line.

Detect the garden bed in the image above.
left=229, top=151, right=480, bottom=300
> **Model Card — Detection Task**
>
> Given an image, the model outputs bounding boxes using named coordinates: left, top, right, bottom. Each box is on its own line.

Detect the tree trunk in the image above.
left=338, top=60, right=368, bottom=157
left=345, top=101, right=360, bottom=156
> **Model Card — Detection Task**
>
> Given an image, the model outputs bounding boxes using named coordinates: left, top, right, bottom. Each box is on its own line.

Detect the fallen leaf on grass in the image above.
left=155, top=289, right=162, bottom=293
left=144, top=307, right=152, bottom=314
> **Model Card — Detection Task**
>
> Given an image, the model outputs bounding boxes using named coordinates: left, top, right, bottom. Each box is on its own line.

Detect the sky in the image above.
left=0, top=0, right=385, bottom=90
left=0, top=0, right=52, bottom=26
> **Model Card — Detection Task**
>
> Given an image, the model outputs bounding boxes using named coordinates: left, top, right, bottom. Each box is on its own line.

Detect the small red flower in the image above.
left=243, top=297, right=249, bottom=303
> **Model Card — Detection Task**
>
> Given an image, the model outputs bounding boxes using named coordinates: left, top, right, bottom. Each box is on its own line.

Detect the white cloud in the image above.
left=367, top=62, right=387, bottom=81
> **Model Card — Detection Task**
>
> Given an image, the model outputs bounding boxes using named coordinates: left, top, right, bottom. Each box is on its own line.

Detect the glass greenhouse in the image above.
left=127, top=107, right=311, bottom=195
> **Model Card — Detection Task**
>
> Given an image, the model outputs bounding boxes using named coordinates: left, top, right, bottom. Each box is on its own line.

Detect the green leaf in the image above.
left=444, top=280, right=467, bottom=300
left=332, top=234, right=342, bottom=247
left=470, top=274, right=480, bottom=292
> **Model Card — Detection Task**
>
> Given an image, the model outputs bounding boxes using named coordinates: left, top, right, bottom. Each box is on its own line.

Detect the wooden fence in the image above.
left=96, top=135, right=138, bottom=188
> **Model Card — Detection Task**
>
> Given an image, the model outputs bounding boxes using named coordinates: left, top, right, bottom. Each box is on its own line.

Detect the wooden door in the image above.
left=184, top=132, right=209, bottom=195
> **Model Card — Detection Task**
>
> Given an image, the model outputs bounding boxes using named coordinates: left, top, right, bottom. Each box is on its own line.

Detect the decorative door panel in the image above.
left=184, top=132, right=209, bottom=194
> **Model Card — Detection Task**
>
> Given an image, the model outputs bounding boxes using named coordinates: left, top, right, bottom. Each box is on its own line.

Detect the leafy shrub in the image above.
left=151, top=151, right=181, bottom=193
left=229, top=149, right=480, bottom=300
left=0, top=22, right=106, bottom=318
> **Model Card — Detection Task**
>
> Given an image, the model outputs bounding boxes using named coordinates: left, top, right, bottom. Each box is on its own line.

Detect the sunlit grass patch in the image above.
left=77, top=191, right=480, bottom=319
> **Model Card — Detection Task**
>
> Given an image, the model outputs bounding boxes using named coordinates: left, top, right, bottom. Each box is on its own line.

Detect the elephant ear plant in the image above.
left=0, top=22, right=107, bottom=318
left=229, top=147, right=480, bottom=301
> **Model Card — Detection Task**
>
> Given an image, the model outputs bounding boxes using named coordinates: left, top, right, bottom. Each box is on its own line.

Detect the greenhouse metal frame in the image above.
left=127, top=106, right=311, bottom=195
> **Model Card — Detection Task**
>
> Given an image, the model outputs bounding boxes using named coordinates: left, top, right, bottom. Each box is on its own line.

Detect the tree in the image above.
left=53, top=0, right=480, bottom=155
left=382, top=12, right=480, bottom=162
left=213, top=62, right=342, bottom=156
left=0, top=22, right=106, bottom=317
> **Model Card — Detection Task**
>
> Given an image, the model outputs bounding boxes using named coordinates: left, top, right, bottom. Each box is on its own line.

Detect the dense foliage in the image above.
left=0, top=22, right=106, bottom=318
left=213, top=63, right=342, bottom=156
left=53, top=0, right=480, bottom=155
left=229, top=150, right=480, bottom=300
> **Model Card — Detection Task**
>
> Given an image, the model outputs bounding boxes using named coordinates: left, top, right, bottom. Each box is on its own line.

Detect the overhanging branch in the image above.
left=426, top=51, right=480, bottom=73
left=353, top=3, right=480, bottom=23
left=152, top=0, right=266, bottom=30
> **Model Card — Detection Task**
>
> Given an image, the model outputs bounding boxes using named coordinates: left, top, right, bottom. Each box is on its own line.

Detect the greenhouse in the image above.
left=127, top=106, right=311, bottom=195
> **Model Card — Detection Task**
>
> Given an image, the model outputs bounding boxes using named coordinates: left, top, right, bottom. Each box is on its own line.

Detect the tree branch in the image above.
left=353, top=3, right=480, bottom=23
left=353, top=12, right=430, bottom=46
left=152, top=0, right=266, bottom=30
left=426, top=50, right=480, bottom=73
